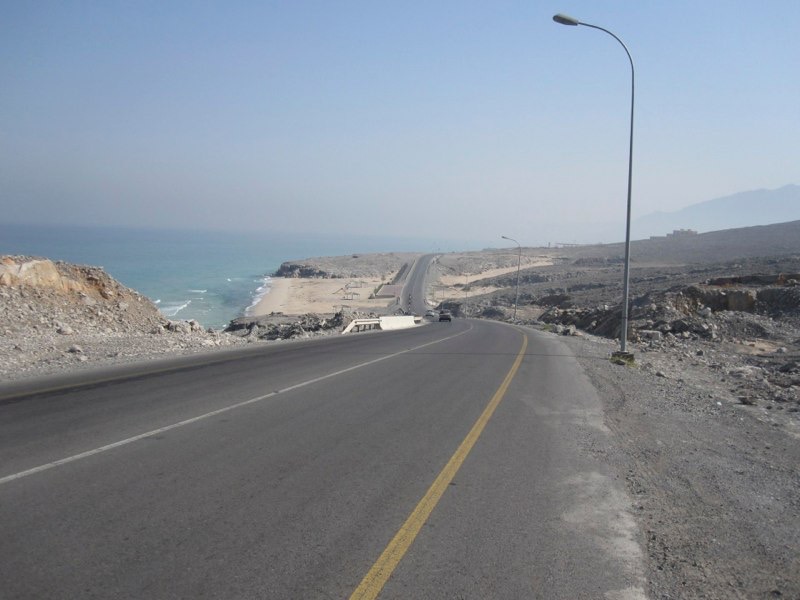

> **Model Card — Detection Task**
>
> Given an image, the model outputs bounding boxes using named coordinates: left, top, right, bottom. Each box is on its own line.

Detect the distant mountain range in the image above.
left=634, top=184, right=800, bottom=239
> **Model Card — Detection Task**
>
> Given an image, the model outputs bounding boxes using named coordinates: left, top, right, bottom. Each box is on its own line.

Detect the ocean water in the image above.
left=0, top=224, right=462, bottom=329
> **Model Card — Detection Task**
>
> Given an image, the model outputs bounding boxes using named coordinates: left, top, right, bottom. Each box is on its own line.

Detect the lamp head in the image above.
left=553, top=13, right=580, bottom=26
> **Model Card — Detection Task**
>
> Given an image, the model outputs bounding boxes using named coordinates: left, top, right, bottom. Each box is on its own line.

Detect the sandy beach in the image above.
left=251, top=276, right=395, bottom=316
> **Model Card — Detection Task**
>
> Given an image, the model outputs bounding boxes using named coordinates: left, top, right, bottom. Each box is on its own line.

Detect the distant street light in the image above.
left=501, top=235, right=521, bottom=321
left=464, top=273, right=469, bottom=317
left=553, top=13, right=636, bottom=357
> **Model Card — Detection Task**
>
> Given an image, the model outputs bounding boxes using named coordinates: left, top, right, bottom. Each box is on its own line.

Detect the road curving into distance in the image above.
left=399, top=253, right=437, bottom=316
left=0, top=318, right=645, bottom=599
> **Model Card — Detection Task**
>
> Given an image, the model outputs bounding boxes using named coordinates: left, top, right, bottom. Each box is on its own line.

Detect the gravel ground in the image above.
left=555, top=329, right=800, bottom=600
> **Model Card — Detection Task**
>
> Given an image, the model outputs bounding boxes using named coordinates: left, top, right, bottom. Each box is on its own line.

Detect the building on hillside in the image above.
left=650, top=228, right=699, bottom=240
left=666, top=228, right=698, bottom=238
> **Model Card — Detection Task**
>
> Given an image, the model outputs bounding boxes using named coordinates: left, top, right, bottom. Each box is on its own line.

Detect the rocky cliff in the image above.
left=0, top=256, right=167, bottom=336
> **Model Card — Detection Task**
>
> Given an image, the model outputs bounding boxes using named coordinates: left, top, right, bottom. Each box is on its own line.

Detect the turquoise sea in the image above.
left=0, top=224, right=470, bottom=329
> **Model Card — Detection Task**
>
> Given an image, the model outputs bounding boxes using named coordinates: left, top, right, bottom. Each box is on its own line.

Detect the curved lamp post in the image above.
left=501, top=235, right=522, bottom=321
left=553, top=13, right=635, bottom=356
left=464, top=273, right=469, bottom=317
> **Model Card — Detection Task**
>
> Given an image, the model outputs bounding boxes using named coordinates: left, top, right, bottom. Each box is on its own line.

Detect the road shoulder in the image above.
left=558, top=329, right=800, bottom=599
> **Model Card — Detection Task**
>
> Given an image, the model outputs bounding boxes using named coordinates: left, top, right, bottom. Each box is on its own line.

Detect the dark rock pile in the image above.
left=225, top=310, right=375, bottom=341
left=274, top=263, right=338, bottom=279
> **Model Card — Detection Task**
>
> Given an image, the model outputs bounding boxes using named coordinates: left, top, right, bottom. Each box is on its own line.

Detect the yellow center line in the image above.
left=349, top=331, right=529, bottom=600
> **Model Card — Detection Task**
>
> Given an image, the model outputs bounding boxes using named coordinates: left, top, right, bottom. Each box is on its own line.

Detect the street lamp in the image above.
left=501, top=235, right=521, bottom=321
left=464, top=273, right=469, bottom=317
left=553, top=13, right=635, bottom=357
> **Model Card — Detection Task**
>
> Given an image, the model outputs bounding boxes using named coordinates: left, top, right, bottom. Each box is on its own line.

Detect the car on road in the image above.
left=438, top=311, right=452, bottom=322
left=425, top=310, right=437, bottom=318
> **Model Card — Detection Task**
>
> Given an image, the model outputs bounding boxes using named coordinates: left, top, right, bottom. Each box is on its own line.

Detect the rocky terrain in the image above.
left=0, top=256, right=251, bottom=382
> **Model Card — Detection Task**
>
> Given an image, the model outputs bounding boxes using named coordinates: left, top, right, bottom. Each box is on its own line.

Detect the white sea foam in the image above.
left=245, top=276, right=272, bottom=316
left=188, top=289, right=207, bottom=293
left=159, top=299, right=192, bottom=317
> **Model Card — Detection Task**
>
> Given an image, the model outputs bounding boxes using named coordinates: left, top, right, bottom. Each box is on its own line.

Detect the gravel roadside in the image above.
left=556, top=329, right=800, bottom=600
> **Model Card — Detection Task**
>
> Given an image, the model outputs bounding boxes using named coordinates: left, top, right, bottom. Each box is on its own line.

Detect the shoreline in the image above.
left=248, top=277, right=295, bottom=315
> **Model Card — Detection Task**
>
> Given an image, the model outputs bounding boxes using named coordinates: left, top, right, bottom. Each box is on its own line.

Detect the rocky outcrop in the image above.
left=0, top=256, right=166, bottom=337
left=1, top=257, right=70, bottom=289
left=525, top=272, right=800, bottom=411
left=684, top=286, right=757, bottom=312
left=534, top=276, right=800, bottom=342
left=0, top=256, right=133, bottom=300
left=274, top=263, right=337, bottom=279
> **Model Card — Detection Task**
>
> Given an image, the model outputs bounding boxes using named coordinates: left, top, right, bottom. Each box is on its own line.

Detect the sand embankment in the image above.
left=436, top=258, right=554, bottom=302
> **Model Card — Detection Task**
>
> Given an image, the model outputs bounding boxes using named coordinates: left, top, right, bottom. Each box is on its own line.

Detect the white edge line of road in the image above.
left=0, top=325, right=474, bottom=486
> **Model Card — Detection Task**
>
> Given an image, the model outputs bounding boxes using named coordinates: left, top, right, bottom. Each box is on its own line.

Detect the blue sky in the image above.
left=2, top=1, right=798, bottom=246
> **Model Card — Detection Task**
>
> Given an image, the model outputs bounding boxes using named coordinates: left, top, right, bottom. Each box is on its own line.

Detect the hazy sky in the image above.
left=2, top=1, right=798, bottom=246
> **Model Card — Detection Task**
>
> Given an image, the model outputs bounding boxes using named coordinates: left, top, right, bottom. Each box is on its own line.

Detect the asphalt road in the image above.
left=0, top=319, right=644, bottom=599
left=399, top=254, right=437, bottom=315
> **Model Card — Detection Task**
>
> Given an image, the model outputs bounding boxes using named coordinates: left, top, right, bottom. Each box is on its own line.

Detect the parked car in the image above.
left=438, top=311, right=452, bottom=322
